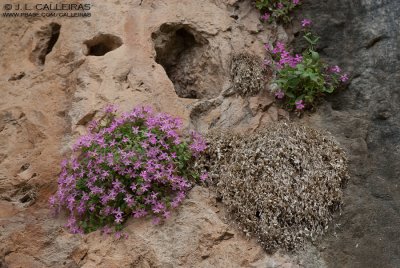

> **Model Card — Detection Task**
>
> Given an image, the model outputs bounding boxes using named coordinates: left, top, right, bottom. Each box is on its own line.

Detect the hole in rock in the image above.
left=84, top=34, right=123, bottom=56
left=30, top=23, right=61, bottom=66
left=20, top=163, right=30, bottom=171
left=152, top=23, right=220, bottom=99
left=15, top=184, right=37, bottom=206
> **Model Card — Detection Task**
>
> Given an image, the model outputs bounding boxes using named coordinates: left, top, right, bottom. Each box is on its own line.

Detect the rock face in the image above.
left=0, top=187, right=296, bottom=268
left=3, top=0, right=396, bottom=266
left=0, top=0, right=296, bottom=267
left=296, top=1, right=400, bottom=267
left=77, top=187, right=297, bottom=268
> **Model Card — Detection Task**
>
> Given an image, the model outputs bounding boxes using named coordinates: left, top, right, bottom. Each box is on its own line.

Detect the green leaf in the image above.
left=305, top=95, right=314, bottom=102
left=285, top=91, right=295, bottom=99
left=311, top=51, right=320, bottom=61
left=324, top=86, right=335, bottom=93
left=303, top=35, right=314, bottom=45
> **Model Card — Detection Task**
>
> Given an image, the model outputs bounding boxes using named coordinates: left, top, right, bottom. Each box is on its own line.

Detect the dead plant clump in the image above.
left=231, top=53, right=265, bottom=97
left=197, top=122, right=349, bottom=252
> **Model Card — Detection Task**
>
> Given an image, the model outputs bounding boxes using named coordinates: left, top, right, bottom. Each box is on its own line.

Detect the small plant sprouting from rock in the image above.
left=255, top=0, right=302, bottom=24
left=265, top=21, right=349, bottom=111
left=231, top=53, right=265, bottom=97
left=197, top=122, right=349, bottom=251
left=50, top=105, right=207, bottom=236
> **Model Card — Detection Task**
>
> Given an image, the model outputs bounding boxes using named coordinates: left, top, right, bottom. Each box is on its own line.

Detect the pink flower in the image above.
left=49, top=196, right=56, bottom=206
left=277, top=2, right=284, bottom=9
left=104, top=104, right=118, bottom=114
left=102, top=226, right=112, bottom=235
left=340, top=74, right=349, bottom=82
left=263, top=59, right=271, bottom=66
left=301, top=19, right=312, bottom=27
left=263, top=43, right=271, bottom=51
left=115, top=215, right=123, bottom=224
left=115, top=231, right=122, bottom=239
left=275, top=91, right=285, bottom=99
left=261, top=13, right=270, bottom=21
left=293, top=0, right=300, bottom=5
left=294, top=54, right=303, bottom=64
left=163, top=211, right=171, bottom=219
left=330, top=65, right=341, bottom=73
left=200, top=172, right=208, bottom=182
left=152, top=217, right=161, bottom=225
left=295, top=100, right=305, bottom=110
left=131, top=126, right=139, bottom=134
left=272, top=42, right=286, bottom=54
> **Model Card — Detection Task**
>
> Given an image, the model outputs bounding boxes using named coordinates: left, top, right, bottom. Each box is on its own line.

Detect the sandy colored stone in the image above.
left=0, top=201, right=18, bottom=218
left=0, top=0, right=308, bottom=267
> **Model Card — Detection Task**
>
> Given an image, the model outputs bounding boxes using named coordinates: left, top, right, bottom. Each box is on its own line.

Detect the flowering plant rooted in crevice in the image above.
left=265, top=21, right=349, bottom=111
left=50, top=105, right=207, bottom=235
left=256, top=0, right=302, bottom=24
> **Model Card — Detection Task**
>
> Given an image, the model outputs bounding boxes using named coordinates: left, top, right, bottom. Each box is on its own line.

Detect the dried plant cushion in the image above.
left=231, top=53, right=265, bottom=97
left=199, top=122, right=349, bottom=251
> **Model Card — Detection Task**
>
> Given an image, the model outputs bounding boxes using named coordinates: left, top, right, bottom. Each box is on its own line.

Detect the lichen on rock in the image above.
left=198, top=121, right=349, bottom=252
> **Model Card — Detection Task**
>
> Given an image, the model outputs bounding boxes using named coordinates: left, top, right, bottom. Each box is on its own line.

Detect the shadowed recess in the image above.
left=30, top=22, right=61, bottom=66
left=152, top=23, right=210, bottom=99
left=84, top=34, right=123, bottom=56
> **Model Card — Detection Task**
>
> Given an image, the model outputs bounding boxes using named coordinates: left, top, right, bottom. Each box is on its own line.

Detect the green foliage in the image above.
left=269, top=31, right=348, bottom=111
left=255, top=0, right=301, bottom=24
left=50, top=106, right=207, bottom=235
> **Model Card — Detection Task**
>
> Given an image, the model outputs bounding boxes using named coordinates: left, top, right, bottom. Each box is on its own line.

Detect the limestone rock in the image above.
left=297, top=1, right=400, bottom=267
left=0, top=0, right=298, bottom=267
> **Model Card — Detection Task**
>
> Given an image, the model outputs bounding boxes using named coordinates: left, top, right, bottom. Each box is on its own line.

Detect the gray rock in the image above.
left=296, top=1, right=400, bottom=267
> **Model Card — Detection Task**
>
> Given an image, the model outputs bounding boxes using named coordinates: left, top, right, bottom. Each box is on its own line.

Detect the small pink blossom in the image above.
left=263, top=59, right=271, bottom=66
left=104, top=104, right=118, bottom=114
left=295, top=100, right=305, bottom=110
left=272, top=41, right=286, bottom=54
left=261, top=13, right=270, bottom=21
left=152, top=217, right=161, bottom=225
left=114, top=231, right=123, bottom=239
left=102, top=226, right=112, bottom=235
left=301, top=19, right=312, bottom=27
left=200, top=172, right=208, bottom=182
left=49, top=196, right=56, bottom=206
left=275, top=91, right=285, bottom=99
left=330, top=65, right=341, bottom=73
left=131, top=126, right=139, bottom=134
left=340, top=74, right=349, bottom=82
left=163, top=211, right=171, bottom=219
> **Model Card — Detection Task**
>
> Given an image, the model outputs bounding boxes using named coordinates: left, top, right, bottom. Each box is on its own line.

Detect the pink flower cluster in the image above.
left=259, top=0, right=301, bottom=23
left=265, top=41, right=303, bottom=69
left=50, top=106, right=207, bottom=235
left=329, top=65, right=349, bottom=82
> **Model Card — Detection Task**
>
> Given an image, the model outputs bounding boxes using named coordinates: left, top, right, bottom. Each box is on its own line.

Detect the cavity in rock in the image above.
left=152, top=23, right=217, bottom=99
left=30, top=23, right=61, bottom=66
left=84, top=34, right=123, bottom=56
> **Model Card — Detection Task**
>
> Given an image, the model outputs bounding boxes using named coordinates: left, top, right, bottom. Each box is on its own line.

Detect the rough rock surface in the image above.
left=0, top=0, right=298, bottom=267
left=1, top=187, right=297, bottom=268
left=295, top=1, right=400, bottom=267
